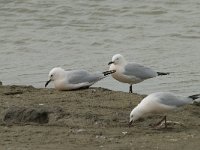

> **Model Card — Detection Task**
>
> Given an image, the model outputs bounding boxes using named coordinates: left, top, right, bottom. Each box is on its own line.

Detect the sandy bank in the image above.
left=0, top=85, right=199, bottom=150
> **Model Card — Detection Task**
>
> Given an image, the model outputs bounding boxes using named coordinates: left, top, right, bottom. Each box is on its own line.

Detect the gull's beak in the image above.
left=128, top=120, right=133, bottom=128
left=108, top=61, right=114, bottom=65
left=45, top=79, right=51, bottom=87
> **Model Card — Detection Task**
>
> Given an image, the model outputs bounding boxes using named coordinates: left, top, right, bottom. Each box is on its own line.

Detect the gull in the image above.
left=129, top=92, right=200, bottom=128
left=45, top=67, right=115, bottom=90
left=108, top=54, right=169, bottom=93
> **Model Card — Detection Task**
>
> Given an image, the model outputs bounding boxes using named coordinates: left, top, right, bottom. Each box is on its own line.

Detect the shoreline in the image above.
left=0, top=85, right=199, bottom=149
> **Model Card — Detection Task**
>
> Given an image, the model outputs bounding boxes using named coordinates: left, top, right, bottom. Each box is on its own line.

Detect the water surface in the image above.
left=0, top=0, right=200, bottom=95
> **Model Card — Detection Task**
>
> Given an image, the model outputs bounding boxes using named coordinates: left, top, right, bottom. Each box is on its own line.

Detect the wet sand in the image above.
left=0, top=85, right=199, bottom=150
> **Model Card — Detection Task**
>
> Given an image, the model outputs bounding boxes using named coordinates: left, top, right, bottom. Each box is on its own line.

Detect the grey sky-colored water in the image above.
left=0, top=0, right=200, bottom=95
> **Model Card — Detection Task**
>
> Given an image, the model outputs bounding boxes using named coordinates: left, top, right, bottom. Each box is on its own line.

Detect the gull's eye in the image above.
left=50, top=74, right=53, bottom=77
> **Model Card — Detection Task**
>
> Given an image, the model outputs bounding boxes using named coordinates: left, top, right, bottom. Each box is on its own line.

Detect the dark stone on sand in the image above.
left=3, top=85, right=35, bottom=95
left=0, top=81, right=2, bottom=85
left=3, top=106, right=65, bottom=125
left=3, top=90, right=23, bottom=95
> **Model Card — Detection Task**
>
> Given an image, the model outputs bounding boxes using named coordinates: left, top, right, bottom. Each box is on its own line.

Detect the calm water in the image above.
left=0, top=0, right=200, bottom=95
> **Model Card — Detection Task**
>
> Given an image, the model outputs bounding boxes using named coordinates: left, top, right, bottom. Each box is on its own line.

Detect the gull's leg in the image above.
left=151, top=116, right=167, bottom=128
left=164, top=116, right=167, bottom=128
left=129, top=85, right=133, bottom=93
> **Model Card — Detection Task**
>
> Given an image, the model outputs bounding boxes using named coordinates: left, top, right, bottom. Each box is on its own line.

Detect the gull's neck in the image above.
left=131, top=105, right=146, bottom=121
left=120, top=59, right=127, bottom=66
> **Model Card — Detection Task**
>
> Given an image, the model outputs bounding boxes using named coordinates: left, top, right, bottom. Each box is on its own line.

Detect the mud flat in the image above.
left=0, top=85, right=199, bottom=150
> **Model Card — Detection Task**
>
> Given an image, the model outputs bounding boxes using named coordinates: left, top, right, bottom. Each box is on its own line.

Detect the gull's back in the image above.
left=147, top=92, right=193, bottom=107
left=123, top=63, right=157, bottom=80
left=66, top=70, right=103, bottom=84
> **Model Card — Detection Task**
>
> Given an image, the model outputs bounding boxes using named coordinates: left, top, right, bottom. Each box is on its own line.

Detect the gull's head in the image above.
left=108, top=54, right=126, bottom=66
left=45, top=67, right=65, bottom=87
left=128, top=108, right=141, bottom=127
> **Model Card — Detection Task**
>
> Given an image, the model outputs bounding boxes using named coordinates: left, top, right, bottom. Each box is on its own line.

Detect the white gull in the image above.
left=129, top=92, right=200, bottom=128
left=108, top=54, right=169, bottom=93
left=45, top=67, right=115, bottom=90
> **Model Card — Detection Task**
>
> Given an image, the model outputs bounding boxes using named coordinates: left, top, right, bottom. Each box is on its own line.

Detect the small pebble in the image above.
left=99, top=145, right=104, bottom=148
left=91, top=89, right=96, bottom=93
left=76, top=129, right=86, bottom=133
left=122, top=131, right=128, bottom=135
left=96, top=135, right=106, bottom=139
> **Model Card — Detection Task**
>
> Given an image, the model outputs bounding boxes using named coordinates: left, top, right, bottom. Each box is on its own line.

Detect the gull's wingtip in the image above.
left=102, top=70, right=116, bottom=76
left=188, top=94, right=200, bottom=100
left=157, top=72, right=170, bottom=76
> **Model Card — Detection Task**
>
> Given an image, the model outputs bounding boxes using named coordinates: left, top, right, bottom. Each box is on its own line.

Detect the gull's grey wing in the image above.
left=154, top=92, right=191, bottom=107
left=123, top=63, right=157, bottom=80
left=67, top=70, right=103, bottom=84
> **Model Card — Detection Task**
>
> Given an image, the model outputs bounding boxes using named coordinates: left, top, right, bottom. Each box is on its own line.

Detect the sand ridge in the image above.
left=0, top=85, right=199, bottom=150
